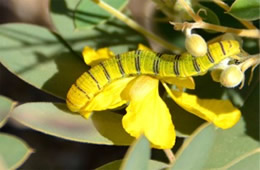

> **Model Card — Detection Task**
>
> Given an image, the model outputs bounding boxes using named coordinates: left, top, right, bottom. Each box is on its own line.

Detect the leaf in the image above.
left=97, top=159, right=168, bottom=170
left=170, top=123, right=216, bottom=170
left=169, top=81, right=259, bottom=169
left=74, top=0, right=128, bottom=29
left=0, top=95, right=14, bottom=128
left=50, top=0, right=81, bottom=35
left=228, top=0, right=260, bottom=21
left=0, top=23, right=87, bottom=99
left=120, top=135, right=151, bottom=170
left=0, top=133, right=33, bottom=169
left=223, top=149, right=260, bottom=170
left=11, top=102, right=134, bottom=145
left=0, top=20, right=146, bottom=99
left=61, top=17, right=147, bottom=54
left=50, top=0, right=146, bottom=52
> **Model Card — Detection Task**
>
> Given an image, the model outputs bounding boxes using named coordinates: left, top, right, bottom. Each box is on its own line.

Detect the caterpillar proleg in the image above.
left=67, top=40, right=241, bottom=112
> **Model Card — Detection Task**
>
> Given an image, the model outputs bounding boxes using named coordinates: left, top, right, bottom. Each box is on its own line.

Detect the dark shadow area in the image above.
left=165, top=97, right=205, bottom=136
left=186, top=73, right=227, bottom=99
left=241, top=68, right=260, bottom=141
left=0, top=63, right=61, bottom=103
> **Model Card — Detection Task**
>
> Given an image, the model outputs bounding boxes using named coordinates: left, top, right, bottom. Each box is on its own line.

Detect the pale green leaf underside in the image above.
left=0, top=23, right=87, bottom=99
left=225, top=149, right=260, bottom=170
left=170, top=123, right=216, bottom=170
left=0, top=95, right=14, bottom=127
left=120, top=135, right=150, bottom=170
left=0, top=133, right=32, bottom=169
left=97, top=159, right=168, bottom=170
left=11, top=102, right=134, bottom=145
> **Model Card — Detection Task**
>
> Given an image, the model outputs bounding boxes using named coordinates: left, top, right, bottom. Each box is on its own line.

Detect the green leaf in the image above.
left=0, top=23, right=87, bottom=99
left=0, top=133, right=32, bottom=169
left=0, top=20, right=146, bottom=99
left=0, top=95, right=14, bottom=128
left=50, top=0, right=81, bottom=35
left=74, top=0, right=128, bottom=29
left=50, top=0, right=146, bottom=52
left=97, top=159, right=168, bottom=170
left=225, top=149, right=260, bottom=170
left=228, top=0, right=260, bottom=21
left=170, top=123, right=216, bottom=170
left=11, top=102, right=134, bottom=145
left=120, top=135, right=151, bottom=170
left=169, top=81, right=259, bottom=169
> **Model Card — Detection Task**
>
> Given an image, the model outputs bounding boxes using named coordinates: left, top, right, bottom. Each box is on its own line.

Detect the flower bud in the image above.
left=210, top=68, right=224, bottom=82
left=185, top=34, right=207, bottom=57
left=220, top=65, right=244, bottom=88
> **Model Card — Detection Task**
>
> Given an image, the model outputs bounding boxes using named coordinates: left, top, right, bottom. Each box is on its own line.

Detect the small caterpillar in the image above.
left=67, top=40, right=241, bottom=112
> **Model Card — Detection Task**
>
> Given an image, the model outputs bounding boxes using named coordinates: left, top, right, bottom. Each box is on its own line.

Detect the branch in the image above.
left=171, top=21, right=260, bottom=39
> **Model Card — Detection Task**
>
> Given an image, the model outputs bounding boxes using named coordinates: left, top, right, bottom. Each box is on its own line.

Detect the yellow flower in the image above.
left=76, top=45, right=241, bottom=149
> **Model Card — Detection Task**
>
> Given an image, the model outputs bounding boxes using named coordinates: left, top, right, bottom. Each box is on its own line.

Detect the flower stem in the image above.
left=164, top=149, right=176, bottom=164
left=91, top=0, right=182, bottom=53
left=162, top=82, right=177, bottom=103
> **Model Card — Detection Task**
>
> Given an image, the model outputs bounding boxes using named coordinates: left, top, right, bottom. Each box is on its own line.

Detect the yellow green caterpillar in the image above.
left=67, top=40, right=241, bottom=112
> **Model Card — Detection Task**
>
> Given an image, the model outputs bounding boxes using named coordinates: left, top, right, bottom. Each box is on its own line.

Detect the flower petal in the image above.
left=80, top=77, right=135, bottom=116
left=82, top=46, right=115, bottom=66
left=80, top=111, right=93, bottom=119
left=170, top=91, right=241, bottom=129
left=160, top=76, right=195, bottom=89
left=137, top=44, right=151, bottom=50
left=122, top=76, right=175, bottom=149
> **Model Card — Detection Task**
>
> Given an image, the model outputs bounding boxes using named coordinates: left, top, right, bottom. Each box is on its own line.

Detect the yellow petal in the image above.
left=160, top=76, right=195, bottom=89
left=170, top=91, right=241, bottom=129
left=80, top=77, right=135, bottom=114
left=80, top=111, right=93, bottom=119
left=122, top=76, right=175, bottom=149
left=137, top=44, right=151, bottom=51
left=82, top=46, right=115, bottom=66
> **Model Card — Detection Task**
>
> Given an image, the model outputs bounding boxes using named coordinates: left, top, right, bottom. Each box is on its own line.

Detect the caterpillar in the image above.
left=67, top=40, right=241, bottom=112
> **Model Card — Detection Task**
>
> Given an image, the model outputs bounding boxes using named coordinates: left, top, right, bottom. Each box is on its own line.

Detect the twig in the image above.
left=178, top=0, right=202, bottom=22
left=164, top=149, right=176, bottom=164
left=171, top=21, right=260, bottom=38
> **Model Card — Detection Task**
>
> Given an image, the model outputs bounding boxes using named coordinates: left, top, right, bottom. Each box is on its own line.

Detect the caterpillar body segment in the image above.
left=67, top=40, right=241, bottom=112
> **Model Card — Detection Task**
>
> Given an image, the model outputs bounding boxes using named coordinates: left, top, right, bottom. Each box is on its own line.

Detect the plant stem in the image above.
left=178, top=0, right=202, bottom=22
left=91, top=0, right=182, bottom=53
left=164, top=149, right=176, bottom=164
left=172, top=22, right=260, bottom=38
